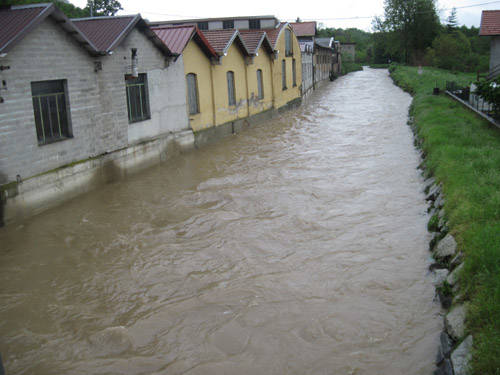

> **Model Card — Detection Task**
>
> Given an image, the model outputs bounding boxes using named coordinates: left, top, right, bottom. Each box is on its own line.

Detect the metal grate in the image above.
left=125, top=74, right=151, bottom=123
left=31, top=80, right=71, bottom=145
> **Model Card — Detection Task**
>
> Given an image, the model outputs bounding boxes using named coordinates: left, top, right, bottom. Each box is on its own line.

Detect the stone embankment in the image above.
left=409, top=117, right=473, bottom=375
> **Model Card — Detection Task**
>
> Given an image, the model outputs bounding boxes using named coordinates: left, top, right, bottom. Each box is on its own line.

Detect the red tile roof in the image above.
left=152, top=25, right=216, bottom=57
left=290, top=21, right=316, bottom=37
left=480, top=10, right=500, bottom=36
left=262, top=22, right=287, bottom=49
left=0, top=4, right=48, bottom=53
left=152, top=25, right=194, bottom=54
left=73, top=15, right=172, bottom=56
left=72, top=15, right=138, bottom=52
left=239, top=29, right=273, bottom=55
left=201, top=29, right=249, bottom=56
left=0, top=3, right=98, bottom=55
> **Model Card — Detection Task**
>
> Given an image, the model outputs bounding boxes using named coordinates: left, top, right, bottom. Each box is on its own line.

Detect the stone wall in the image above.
left=0, top=18, right=189, bottom=186
left=0, top=17, right=99, bottom=185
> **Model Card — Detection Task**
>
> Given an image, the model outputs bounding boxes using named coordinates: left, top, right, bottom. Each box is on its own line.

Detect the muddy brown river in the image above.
left=0, top=68, right=441, bottom=374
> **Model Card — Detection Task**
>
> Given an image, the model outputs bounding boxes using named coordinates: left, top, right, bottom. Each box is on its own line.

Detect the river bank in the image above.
left=390, top=65, right=500, bottom=375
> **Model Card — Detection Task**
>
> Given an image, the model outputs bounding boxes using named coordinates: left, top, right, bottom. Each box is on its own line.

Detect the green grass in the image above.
left=341, top=62, right=363, bottom=75
left=369, top=63, right=391, bottom=69
left=391, top=65, right=500, bottom=375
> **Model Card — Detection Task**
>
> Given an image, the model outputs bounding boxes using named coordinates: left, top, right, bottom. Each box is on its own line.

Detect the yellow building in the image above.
left=265, top=23, right=302, bottom=109
left=202, top=30, right=252, bottom=127
left=152, top=26, right=218, bottom=132
left=153, top=20, right=302, bottom=137
left=239, top=31, right=275, bottom=116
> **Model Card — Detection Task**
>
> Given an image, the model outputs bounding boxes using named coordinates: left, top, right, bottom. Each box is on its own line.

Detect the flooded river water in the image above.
left=0, top=68, right=441, bottom=374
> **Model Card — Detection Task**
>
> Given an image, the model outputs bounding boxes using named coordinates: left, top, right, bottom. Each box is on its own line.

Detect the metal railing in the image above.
left=446, top=81, right=499, bottom=123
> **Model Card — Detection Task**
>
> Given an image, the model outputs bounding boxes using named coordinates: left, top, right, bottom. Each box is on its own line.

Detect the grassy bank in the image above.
left=391, top=65, right=500, bottom=374
left=341, top=62, right=363, bottom=75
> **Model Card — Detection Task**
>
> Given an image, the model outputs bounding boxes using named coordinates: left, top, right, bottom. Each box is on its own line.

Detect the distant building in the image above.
left=150, top=15, right=279, bottom=31
left=340, top=42, right=356, bottom=62
left=291, top=21, right=338, bottom=90
left=480, top=10, right=500, bottom=79
left=291, top=21, right=316, bottom=95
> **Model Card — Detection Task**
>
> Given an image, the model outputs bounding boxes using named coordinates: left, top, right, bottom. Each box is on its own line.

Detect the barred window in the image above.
left=31, top=79, right=72, bottom=145
left=186, top=73, right=199, bottom=115
left=257, top=69, right=264, bottom=100
left=197, top=21, right=208, bottom=30
left=125, top=73, right=151, bottom=123
left=282, top=59, right=287, bottom=90
left=292, top=59, right=297, bottom=87
left=223, top=20, right=234, bottom=29
left=227, top=71, right=236, bottom=106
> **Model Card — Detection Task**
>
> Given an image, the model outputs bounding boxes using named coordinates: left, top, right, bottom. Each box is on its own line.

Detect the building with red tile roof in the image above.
left=0, top=4, right=190, bottom=215
left=0, top=3, right=97, bottom=55
left=72, top=15, right=172, bottom=56
left=151, top=25, right=215, bottom=57
left=238, top=30, right=274, bottom=55
left=480, top=10, right=500, bottom=76
left=200, top=29, right=250, bottom=57
left=290, top=21, right=317, bottom=38
left=480, top=10, right=500, bottom=36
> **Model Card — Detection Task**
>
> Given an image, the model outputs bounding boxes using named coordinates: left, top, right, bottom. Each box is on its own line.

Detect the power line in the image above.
left=287, top=0, right=500, bottom=22
left=137, top=0, right=500, bottom=23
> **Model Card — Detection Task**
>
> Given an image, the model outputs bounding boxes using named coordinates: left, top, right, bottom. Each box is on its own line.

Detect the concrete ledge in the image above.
left=1, top=130, right=195, bottom=226
left=194, top=98, right=303, bottom=148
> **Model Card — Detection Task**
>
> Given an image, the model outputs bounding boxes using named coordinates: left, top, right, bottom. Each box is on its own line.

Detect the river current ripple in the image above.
left=0, top=68, right=440, bottom=375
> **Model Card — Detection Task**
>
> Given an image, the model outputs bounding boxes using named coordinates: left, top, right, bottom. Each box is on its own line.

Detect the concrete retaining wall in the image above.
left=1, top=130, right=194, bottom=225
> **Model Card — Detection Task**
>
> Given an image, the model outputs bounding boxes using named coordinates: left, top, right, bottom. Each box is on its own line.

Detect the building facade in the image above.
left=480, top=10, right=500, bottom=78
left=153, top=19, right=302, bottom=138
left=0, top=4, right=192, bottom=223
left=0, top=7, right=305, bottom=225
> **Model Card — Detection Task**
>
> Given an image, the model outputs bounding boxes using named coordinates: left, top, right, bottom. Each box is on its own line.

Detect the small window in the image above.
left=31, top=79, right=72, bottom=145
left=125, top=73, right=151, bottom=123
left=292, top=59, right=297, bottom=87
left=249, top=19, right=261, bottom=30
left=186, top=73, right=199, bottom=115
left=227, top=71, right=236, bottom=106
left=282, top=59, right=287, bottom=90
left=257, top=69, right=264, bottom=100
left=197, top=21, right=208, bottom=30
left=223, top=20, right=234, bottom=29
left=285, top=29, right=293, bottom=56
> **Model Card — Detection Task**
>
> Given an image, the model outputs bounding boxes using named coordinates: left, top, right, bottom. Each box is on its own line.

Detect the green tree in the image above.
left=428, top=31, right=471, bottom=70
left=6, top=0, right=89, bottom=18
left=86, top=0, right=122, bottom=16
left=376, top=0, right=440, bottom=63
left=446, top=7, right=459, bottom=33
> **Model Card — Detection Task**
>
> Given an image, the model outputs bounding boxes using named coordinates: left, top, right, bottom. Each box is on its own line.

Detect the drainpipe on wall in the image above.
left=270, top=59, right=276, bottom=109
left=244, top=61, right=250, bottom=118
left=209, top=63, right=217, bottom=127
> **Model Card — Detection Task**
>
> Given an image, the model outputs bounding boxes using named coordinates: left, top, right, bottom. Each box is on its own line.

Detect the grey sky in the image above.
left=73, top=0, right=500, bottom=30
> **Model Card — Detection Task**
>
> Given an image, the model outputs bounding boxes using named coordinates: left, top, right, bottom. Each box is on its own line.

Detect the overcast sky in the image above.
left=72, top=0, right=500, bottom=30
